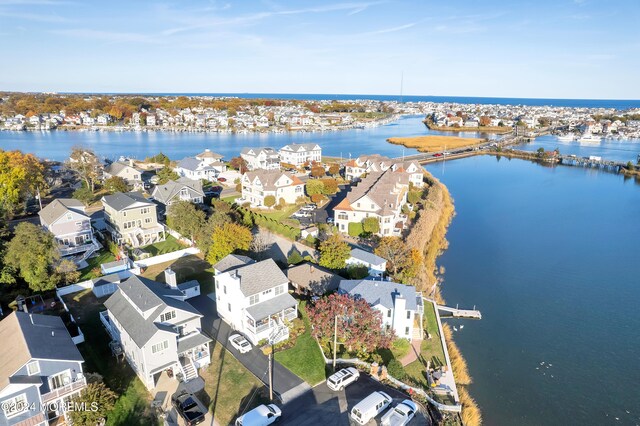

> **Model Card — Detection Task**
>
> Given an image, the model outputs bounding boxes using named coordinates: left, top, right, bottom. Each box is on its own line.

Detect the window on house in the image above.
left=249, top=294, right=260, bottom=305
left=2, top=394, right=27, bottom=418
left=223, top=285, right=227, bottom=294
left=227, top=303, right=231, bottom=312
left=141, top=207, right=150, bottom=214
left=387, top=309, right=392, bottom=318
left=160, top=310, right=176, bottom=322
left=262, top=289, right=272, bottom=296
left=151, top=340, right=169, bottom=354
left=145, top=218, right=152, bottom=224
left=275, top=286, right=284, bottom=296
left=407, top=311, right=411, bottom=319
left=123, top=211, right=127, bottom=216
left=405, top=327, right=410, bottom=335
left=26, top=361, right=39, bottom=375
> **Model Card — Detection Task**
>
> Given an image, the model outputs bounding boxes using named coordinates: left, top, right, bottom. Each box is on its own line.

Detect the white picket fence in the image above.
left=56, top=280, right=94, bottom=296
left=134, top=247, right=201, bottom=268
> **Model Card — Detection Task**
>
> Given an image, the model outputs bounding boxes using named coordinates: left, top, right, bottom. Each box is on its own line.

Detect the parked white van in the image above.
left=235, top=404, right=282, bottom=426
left=349, top=391, right=392, bottom=425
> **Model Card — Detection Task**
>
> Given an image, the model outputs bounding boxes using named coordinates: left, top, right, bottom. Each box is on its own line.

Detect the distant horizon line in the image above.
left=2, top=90, right=640, bottom=103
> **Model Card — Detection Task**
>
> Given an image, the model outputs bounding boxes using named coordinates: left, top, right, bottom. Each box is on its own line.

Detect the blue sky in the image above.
left=1, top=0, right=639, bottom=99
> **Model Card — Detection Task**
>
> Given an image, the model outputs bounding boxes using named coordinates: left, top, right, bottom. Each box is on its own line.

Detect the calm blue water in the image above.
left=516, top=136, right=640, bottom=163
left=65, top=93, right=640, bottom=110
left=426, top=157, right=640, bottom=425
left=0, top=116, right=497, bottom=162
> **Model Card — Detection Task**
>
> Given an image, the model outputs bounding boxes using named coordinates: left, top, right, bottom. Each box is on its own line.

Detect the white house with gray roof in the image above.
left=174, top=152, right=225, bottom=182
left=0, top=312, right=86, bottom=426
left=101, top=274, right=211, bottom=390
left=104, top=160, right=143, bottom=190
left=278, top=143, right=322, bottom=166
left=345, top=248, right=387, bottom=278
left=241, top=170, right=305, bottom=207
left=151, top=177, right=204, bottom=206
left=214, top=257, right=297, bottom=345
left=240, top=147, right=281, bottom=171
left=339, top=279, right=423, bottom=341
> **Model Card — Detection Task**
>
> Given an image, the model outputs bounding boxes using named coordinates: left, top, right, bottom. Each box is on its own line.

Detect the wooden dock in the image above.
left=436, top=304, right=482, bottom=320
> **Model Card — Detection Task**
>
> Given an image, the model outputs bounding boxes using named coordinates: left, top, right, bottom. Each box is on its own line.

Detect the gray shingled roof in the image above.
left=176, top=157, right=214, bottom=172
left=349, top=248, right=387, bottom=266
left=38, top=198, right=87, bottom=226
left=229, top=258, right=288, bottom=297
left=104, top=275, right=202, bottom=347
left=243, top=170, right=299, bottom=191
left=241, top=147, right=278, bottom=157
left=91, top=272, right=122, bottom=287
left=105, top=161, right=140, bottom=177
left=0, top=312, right=84, bottom=391
left=285, top=262, right=341, bottom=295
left=245, top=293, right=297, bottom=321
left=151, top=177, right=204, bottom=205
left=102, top=191, right=152, bottom=211
left=339, top=279, right=420, bottom=311
left=196, top=149, right=223, bottom=160
left=213, top=254, right=255, bottom=273
left=176, top=332, right=211, bottom=354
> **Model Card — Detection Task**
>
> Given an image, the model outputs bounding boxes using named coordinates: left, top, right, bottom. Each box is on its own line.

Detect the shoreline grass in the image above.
left=388, top=135, right=484, bottom=153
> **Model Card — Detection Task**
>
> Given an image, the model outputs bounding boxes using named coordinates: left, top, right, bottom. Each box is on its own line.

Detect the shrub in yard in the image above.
left=287, top=249, right=304, bottom=265
left=348, top=222, right=364, bottom=237
left=362, top=217, right=380, bottom=234
left=310, top=193, right=324, bottom=203
left=387, top=359, right=406, bottom=380
left=346, top=264, right=369, bottom=279
left=264, top=195, right=276, bottom=208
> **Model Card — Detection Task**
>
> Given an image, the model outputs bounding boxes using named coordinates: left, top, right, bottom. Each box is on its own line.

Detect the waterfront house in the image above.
left=241, top=169, right=305, bottom=207
left=101, top=192, right=165, bottom=247
left=278, top=143, right=322, bottom=166
left=334, top=168, right=410, bottom=237
left=285, top=262, right=341, bottom=295
left=214, top=256, right=297, bottom=345
left=104, top=160, right=143, bottom=190
left=101, top=274, right=211, bottom=390
left=151, top=177, right=204, bottom=206
left=344, top=154, right=424, bottom=188
left=38, top=198, right=99, bottom=260
left=240, top=147, right=281, bottom=171
left=0, top=311, right=87, bottom=426
left=338, top=279, right=423, bottom=341
left=173, top=156, right=222, bottom=181
left=345, top=248, right=387, bottom=278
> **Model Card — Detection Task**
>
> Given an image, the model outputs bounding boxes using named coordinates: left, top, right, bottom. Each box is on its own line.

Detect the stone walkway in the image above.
left=400, top=339, right=423, bottom=366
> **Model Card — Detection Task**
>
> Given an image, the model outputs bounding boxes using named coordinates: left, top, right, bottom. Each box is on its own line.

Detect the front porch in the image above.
left=126, top=225, right=166, bottom=248
left=244, top=294, right=298, bottom=345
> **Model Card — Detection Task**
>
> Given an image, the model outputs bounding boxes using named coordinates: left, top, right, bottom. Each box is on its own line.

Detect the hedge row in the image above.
left=238, top=207, right=301, bottom=240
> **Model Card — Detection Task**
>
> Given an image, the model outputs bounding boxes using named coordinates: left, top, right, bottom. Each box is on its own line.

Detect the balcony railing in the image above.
left=41, top=376, right=87, bottom=403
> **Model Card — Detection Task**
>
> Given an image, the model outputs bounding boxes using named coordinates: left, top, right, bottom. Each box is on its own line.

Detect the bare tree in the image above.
left=251, top=229, right=274, bottom=260
left=67, top=146, right=103, bottom=192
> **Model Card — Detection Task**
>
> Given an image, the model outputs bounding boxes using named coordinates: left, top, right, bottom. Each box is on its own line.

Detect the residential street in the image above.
left=188, top=294, right=310, bottom=403
left=281, top=374, right=431, bottom=426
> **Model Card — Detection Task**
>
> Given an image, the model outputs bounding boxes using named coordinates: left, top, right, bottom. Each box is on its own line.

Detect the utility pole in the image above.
left=333, top=315, right=338, bottom=371
left=268, top=350, right=273, bottom=401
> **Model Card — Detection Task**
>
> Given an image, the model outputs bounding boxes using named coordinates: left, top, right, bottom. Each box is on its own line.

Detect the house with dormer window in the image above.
left=101, top=191, right=165, bottom=247
left=278, top=143, right=322, bottom=166
left=101, top=274, right=211, bottom=390
left=214, top=257, right=297, bottom=345
left=0, top=312, right=87, bottom=426
left=241, top=170, right=305, bottom=207
left=240, top=147, right=281, bottom=171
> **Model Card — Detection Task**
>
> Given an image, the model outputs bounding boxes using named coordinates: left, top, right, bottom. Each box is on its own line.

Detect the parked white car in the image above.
left=326, top=367, right=360, bottom=391
left=235, top=404, right=281, bottom=426
left=350, top=391, right=392, bottom=425
left=381, top=399, right=418, bottom=426
left=229, top=334, right=252, bottom=354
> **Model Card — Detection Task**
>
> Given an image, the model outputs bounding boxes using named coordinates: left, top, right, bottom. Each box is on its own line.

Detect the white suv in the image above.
left=326, top=367, right=360, bottom=391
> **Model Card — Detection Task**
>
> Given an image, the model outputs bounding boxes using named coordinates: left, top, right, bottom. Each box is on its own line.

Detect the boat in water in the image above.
left=557, top=133, right=575, bottom=142
left=578, top=133, right=602, bottom=143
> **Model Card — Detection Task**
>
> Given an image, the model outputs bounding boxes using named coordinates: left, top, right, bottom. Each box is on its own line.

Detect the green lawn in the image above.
left=141, top=234, right=185, bottom=256
left=79, top=250, right=116, bottom=281
left=251, top=204, right=301, bottom=228
left=62, top=290, right=155, bottom=425
left=274, top=302, right=327, bottom=385
left=200, top=341, right=270, bottom=426
left=141, top=254, right=215, bottom=294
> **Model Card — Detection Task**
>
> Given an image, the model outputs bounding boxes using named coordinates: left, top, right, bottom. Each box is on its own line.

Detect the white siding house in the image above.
left=214, top=257, right=297, bottom=345
left=278, top=143, right=322, bottom=166
left=101, top=274, right=211, bottom=390
left=339, top=279, right=423, bottom=341
left=241, top=170, right=305, bottom=207
left=240, top=147, right=281, bottom=171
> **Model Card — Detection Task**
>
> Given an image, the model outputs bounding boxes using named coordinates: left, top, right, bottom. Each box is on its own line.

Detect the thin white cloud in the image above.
left=360, top=22, right=417, bottom=36
left=0, top=10, right=71, bottom=22
left=161, top=1, right=383, bottom=36
left=51, top=28, right=160, bottom=44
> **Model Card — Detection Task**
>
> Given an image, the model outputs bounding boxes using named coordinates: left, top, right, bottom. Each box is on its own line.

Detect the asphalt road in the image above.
left=280, top=374, right=431, bottom=426
left=188, top=294, right=310, bottom=402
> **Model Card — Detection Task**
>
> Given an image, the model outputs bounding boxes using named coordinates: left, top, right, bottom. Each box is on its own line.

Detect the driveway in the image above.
left=281, top=374, right=431, bottom=426
left=188, top=294, right=310, bottom=403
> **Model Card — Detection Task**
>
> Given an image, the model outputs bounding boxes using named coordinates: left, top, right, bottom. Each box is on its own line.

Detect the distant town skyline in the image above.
left=1, top=0, right=639, bottom=100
